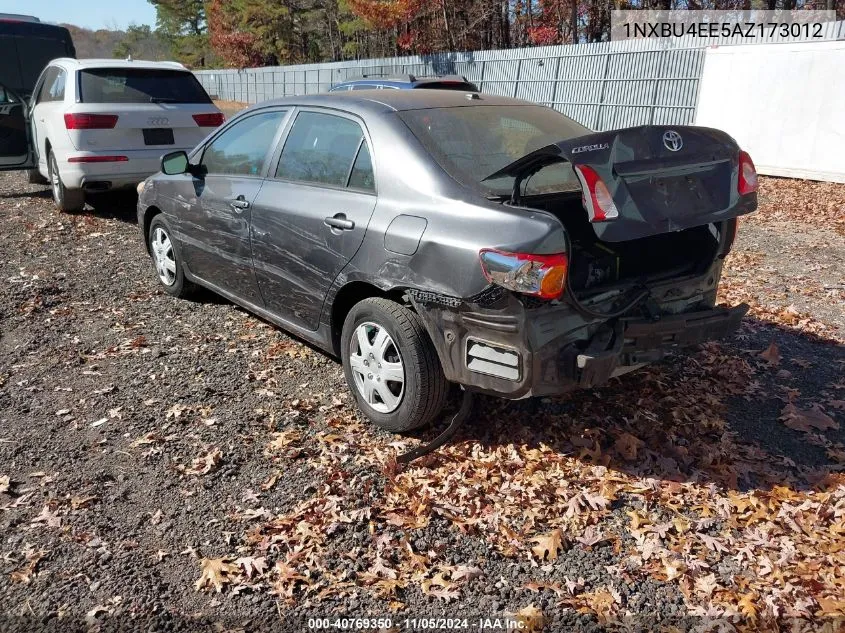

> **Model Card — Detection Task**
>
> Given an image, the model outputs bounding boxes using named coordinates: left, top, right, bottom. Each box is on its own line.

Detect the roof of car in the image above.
left=249, top=89, right=533, bottom=117
left=52, top=58, right=188, bottom=71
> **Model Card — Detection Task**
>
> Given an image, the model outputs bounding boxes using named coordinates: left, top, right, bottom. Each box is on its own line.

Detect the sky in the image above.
left=2, top=0, right=157, bottom=30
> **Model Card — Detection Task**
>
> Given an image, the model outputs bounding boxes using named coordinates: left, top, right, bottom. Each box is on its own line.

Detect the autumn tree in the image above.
left=148, top=0, right=210, bottom=66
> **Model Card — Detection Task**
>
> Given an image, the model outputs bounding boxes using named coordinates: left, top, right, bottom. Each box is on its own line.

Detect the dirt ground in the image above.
left=0, top=172, right=843, bottom=633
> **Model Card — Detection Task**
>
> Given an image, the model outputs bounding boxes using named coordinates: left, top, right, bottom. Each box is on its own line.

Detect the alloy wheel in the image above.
left=348, top=322, right=405, bottom=414
left=150, top=226, right=177, bottom=286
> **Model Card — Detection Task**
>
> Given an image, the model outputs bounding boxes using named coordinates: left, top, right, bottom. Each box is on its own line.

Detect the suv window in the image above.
left=47, top=68, right=66, bottom=101
left=35, top=67, right=59, bottom=104
left=79, top=68, right=212, bottom=104
left=276, top=111, right=372, bottom=190
left=201, top=110, right=287, bottom=177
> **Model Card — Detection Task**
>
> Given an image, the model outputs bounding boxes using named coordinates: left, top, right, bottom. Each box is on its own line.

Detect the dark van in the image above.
left=0, top=15, right=76, bottom=98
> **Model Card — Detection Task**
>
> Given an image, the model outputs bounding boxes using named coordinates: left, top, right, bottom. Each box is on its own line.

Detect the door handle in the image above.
left=230, top=196, right=250, bottom=213
left=324, top=214, right=355, bottom=231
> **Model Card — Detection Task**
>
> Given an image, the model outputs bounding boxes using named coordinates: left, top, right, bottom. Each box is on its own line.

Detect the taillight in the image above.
left=67, top=155, right=128, bottom=163
left=479, top=249, right=568, bottom=300
left=64, top=113, right=118, bottom=129
left=192, top=113, right=225, bottom=127
left=738, top=150, right=758, bottom=195
left=573, top=165, right=619, bottom=222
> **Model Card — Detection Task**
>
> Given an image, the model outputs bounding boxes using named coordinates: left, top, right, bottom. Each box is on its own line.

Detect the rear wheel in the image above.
left=48, top=150, right=84, bottom=212
left=341, top=298, right=448, bottom=432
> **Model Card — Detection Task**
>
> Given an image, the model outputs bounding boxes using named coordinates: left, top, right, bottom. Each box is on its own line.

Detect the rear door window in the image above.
left=79, top=69, right=212, bottom=104
left=200, top=110, right=288, bottom=176
left=276, top=111, right=373, bottom=191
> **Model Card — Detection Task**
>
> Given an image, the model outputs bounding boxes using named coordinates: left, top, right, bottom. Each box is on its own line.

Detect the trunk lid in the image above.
left=486, top=125, right=757, bottom=242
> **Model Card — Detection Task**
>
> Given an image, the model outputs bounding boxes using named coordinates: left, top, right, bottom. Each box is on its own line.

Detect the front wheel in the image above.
left=341, top=298, right=449, bottom=432
left=48, top=150, right=84, bottom=212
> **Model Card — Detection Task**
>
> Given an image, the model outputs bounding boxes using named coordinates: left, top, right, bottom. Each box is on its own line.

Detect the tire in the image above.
left=27, top=169, right=48, bottom=185
left=341, top=297, right=449, bottom=432
left=48, top=150, right=85, bottom=212
left=147, top=214, right=195, bottom=299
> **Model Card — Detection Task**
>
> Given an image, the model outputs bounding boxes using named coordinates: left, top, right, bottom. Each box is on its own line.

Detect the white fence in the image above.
left=695, top=40, right=845, bottom=183
left=194, top=20, right=844, bottom=133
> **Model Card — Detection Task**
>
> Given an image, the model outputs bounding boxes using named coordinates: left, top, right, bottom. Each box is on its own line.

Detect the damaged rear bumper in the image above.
left=410, top=283, right=748, bottom=399
left=569, top=303, right=748, bottom=389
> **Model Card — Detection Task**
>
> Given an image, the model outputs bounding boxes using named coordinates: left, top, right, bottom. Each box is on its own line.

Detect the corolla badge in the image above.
left=663, top=130, right=683, bottom=152
left=571, top=142, right=610, bottom=154
left=148, top=117, right=170, bottom=126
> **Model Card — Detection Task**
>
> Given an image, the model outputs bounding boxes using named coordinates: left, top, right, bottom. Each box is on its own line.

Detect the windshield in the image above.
left=79, top=69, right=212, bottom=104
left=398, top=104, right=590, bottom=196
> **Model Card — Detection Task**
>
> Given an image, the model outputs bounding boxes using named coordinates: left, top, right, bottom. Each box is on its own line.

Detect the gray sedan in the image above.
left=137, top=90, right=756, bottom=432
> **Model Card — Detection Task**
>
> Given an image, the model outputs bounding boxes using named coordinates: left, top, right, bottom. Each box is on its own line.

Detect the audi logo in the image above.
left=147, top=117, right=170, bottom=126
left=662, top=130, right=683, bottom=152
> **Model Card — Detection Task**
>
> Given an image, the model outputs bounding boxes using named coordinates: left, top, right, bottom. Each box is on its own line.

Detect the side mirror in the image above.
left=161, top=150, right=189, bottom=175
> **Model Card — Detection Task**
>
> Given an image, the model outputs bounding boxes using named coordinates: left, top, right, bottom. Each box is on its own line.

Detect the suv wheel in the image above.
left=48, top=150, right=84, bottom=212
left=341, top=298, right=448, bottom=432
left=147, top=215, right=194, bottom=298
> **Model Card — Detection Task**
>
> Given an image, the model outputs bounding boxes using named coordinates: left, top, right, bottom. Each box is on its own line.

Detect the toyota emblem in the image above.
left=663, top=130, right=683, bottom=152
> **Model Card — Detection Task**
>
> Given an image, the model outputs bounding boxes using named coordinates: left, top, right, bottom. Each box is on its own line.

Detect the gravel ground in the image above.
left=0, top=172, right=843, bottom=633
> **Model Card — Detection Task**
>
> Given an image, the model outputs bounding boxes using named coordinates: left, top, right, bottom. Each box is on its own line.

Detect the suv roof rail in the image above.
left=354, top=73, right=472, bottom=83
left=359, top=73, right=417, bottom=82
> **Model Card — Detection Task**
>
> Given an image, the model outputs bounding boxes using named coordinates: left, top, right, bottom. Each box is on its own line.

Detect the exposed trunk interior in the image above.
left=523, top=193, right=721, bottom=295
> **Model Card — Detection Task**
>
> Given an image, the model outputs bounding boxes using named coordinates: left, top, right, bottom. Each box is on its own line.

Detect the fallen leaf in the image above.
left=531, top=528, right=564, bottom=561
left=575, top=525, right=606, bottom=547
left=10, top=548, right=46, bottom=584
left=0, top=475, right=9, bottom=494
left=70, top=495, right=98, bottom=510
left=195, top=557, right=241, bottom=593
left=369, top=556, right=398, bottom=580
left=760, top=341, right=781, bottom=365
left=421, top=572, right=459, bottom=602
left=451, top=565, right=483, bottom=582
left=509, top=605, right=545, bottom=632
left=614, top=432, right=644, bottom=461
left=235, top=556, right=268, bottom=579
left=182, top=447, right=223, bottom=476
left=780, top=404, right=839, bottom=433
left=738, top=592, right=759, bottom=621
left=30, top=506, right=61, bottom=528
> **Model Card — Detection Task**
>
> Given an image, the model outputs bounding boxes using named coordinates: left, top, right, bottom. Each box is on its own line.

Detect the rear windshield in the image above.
left=79, top=69, right=212, bottom=104
left=398, top=105, right=589, bottom=196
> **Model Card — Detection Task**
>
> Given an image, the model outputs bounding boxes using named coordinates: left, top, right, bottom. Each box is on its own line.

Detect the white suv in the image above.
left=1, top=58, right=223, bottom=211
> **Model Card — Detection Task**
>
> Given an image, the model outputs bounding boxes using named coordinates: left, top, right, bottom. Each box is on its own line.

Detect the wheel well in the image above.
left=44, top=139, right=51, bottom=163
left=142, top=206, right=162, bottom=253
left=330, top=281, right=406, bottom=355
